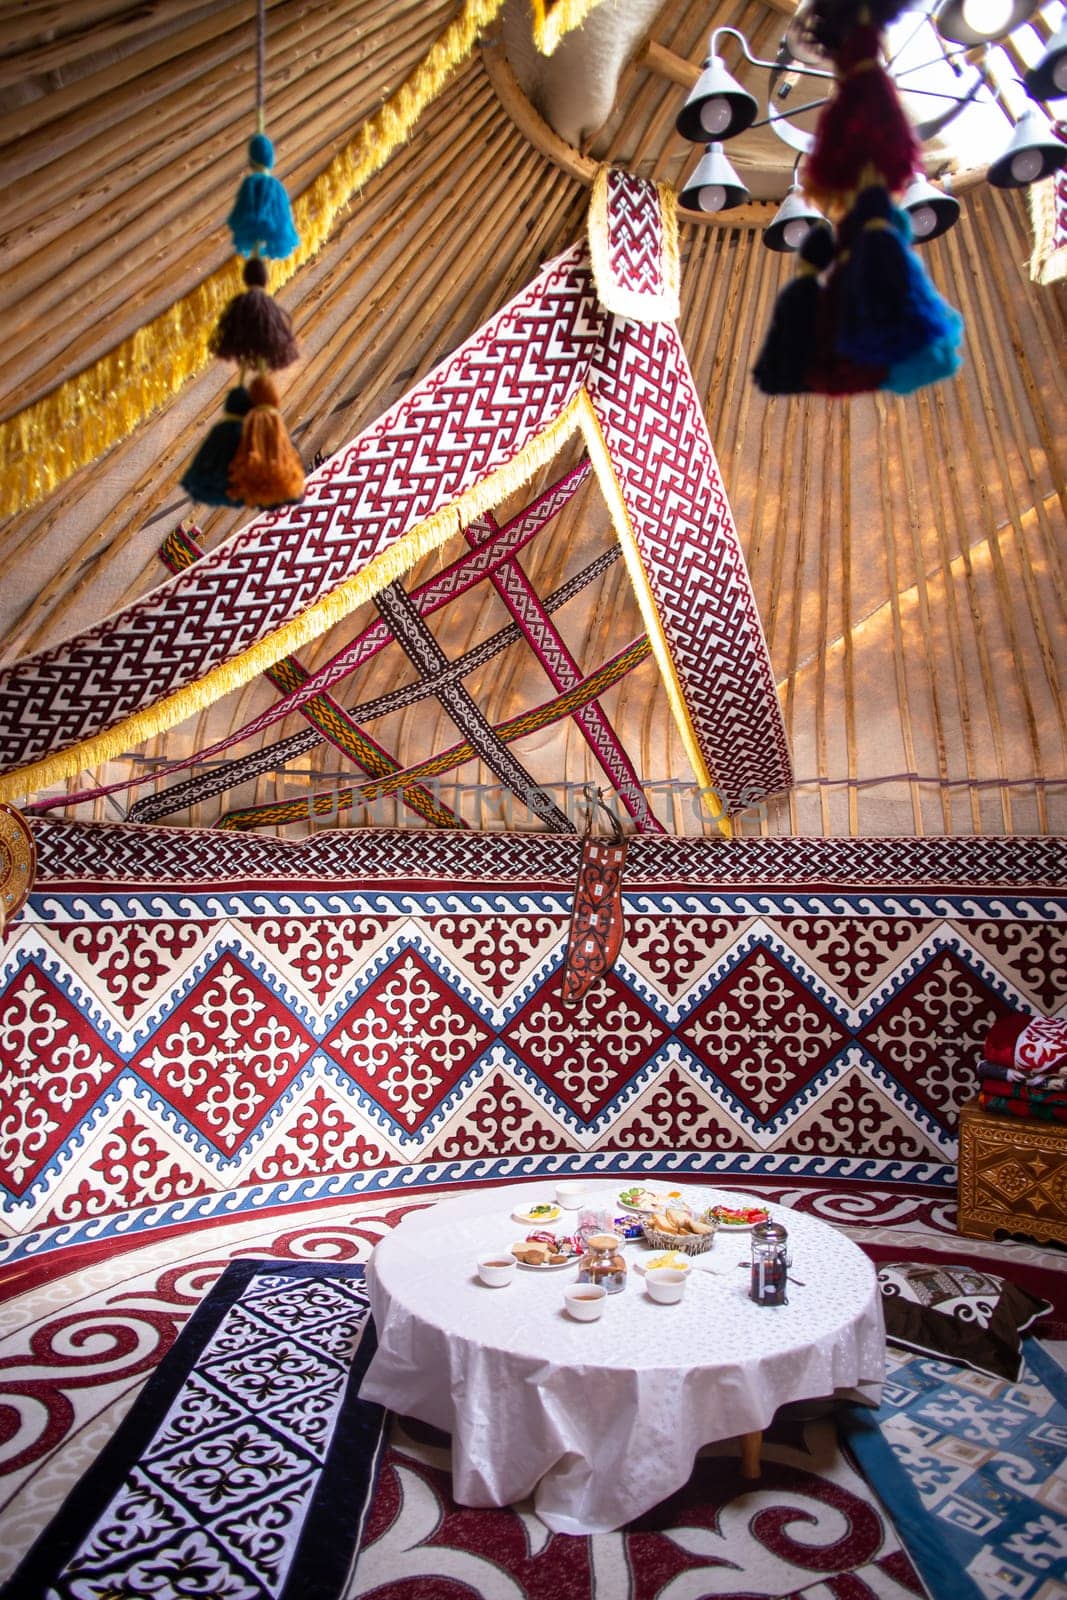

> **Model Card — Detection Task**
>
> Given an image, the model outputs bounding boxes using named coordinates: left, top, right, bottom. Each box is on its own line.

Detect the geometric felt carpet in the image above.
left=0, top=1260, right=385, bottom=1600
left=352, top=1410, right=929, bottom=1600
left=1, top=1183, right=1064, bottom=1600
left=842, top=1341, right=1067, bottom=1600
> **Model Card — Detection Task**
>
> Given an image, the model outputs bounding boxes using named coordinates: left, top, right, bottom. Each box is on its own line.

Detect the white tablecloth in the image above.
left=359, top=1180, right=884, bottom=1534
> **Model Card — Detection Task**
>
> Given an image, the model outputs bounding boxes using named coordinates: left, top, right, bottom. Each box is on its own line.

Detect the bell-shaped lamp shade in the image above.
left=1024, top=19, right=1067, bottom=102
left=675, top=55, right=759, bottom=142
left=935, top=0, right=1038, bottom=46
left=762, top=186, right=828, bottom=250
left=987, top=102, right=1067, bottom=187
left=678, top=143, right=751, bottom=213
left=899, top=174, right=961, bottom=242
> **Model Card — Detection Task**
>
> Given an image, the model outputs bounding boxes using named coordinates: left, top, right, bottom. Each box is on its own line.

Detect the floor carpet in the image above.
left=0, top=1176, right=1064, bottom=1597
left=1, top=1259, right=385, bottom=1600
left=843, top=1341, right=1067, bottom=1600
left=353, top=1412, right=926, bottom=1600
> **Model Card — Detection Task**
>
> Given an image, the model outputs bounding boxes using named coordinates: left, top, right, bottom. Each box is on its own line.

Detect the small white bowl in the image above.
left=645, top=1267, right=687, bottom=1304
left=564, top=1284, right=607, bottom=1321
left=555, top=1180, right=586, bottom=1209
left=477, top=1253, right=517, bottom=1287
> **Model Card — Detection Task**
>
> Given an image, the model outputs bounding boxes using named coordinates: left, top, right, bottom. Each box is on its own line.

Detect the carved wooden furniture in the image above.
left=957, top=1099, right=1067, bottom=1247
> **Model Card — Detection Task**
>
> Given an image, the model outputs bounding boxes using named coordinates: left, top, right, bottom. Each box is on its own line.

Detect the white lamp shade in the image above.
left=986, top=103, right=1067, bottom=188
left=678, top=143, right=750, bottom=212
left=899, top=174, right=962, bottom=242
left=676, top=56, right=759, bottom=143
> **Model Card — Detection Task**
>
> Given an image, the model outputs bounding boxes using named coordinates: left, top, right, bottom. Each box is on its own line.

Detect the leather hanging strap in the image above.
left=561, top=789, right=628, bottom=1006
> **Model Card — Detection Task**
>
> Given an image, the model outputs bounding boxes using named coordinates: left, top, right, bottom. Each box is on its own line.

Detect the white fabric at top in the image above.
left=359, top=1180, right=884, bottom=1534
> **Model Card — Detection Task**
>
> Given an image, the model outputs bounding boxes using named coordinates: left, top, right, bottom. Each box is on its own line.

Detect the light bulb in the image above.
left=959, top=0, right=1014, bottom=37
left=1053, top=55, right=1067, bottom=94
left=700, top=97, right=733, bottom=136
left=909, top=204, right=938, bottom=238
left=1010, top=146, right=1044, bottom=183
left=698, top=183, right=726, bottom=212
left=782, top=217, right=812, bottom=249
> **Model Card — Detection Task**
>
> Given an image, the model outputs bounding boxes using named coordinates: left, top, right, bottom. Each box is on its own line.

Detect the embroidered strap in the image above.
left=374, top=580, right=572, bottom=832
left=560, top=788, right=628, bottom=1005
left=465, top=510, right=662, bottom=832
left=128, top=545, right=620, bottom=824
left=217, top=636, right=650, bottom=829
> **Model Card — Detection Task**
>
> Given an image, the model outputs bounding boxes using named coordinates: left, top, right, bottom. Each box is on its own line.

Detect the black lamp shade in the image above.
left=1024, top=20, right=1067, bottom=102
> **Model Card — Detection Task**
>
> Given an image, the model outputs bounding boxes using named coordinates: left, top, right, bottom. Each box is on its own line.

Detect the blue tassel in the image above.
left=836, top=186, right=962, bottom=369
left=227, top=134, right=300, bottom=260
left=884, top=334, right=963, bottom=394
left=752, top=224, right=835, bottom=395
left=181, top=387, right=253, bottom=505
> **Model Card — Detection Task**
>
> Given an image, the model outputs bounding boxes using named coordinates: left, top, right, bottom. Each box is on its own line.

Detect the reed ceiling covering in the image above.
left=0, top=0, right=1064, bottom=839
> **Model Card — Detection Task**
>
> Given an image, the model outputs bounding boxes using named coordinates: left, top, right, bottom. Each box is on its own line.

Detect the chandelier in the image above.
left=675, top=0, right=1067, bottom=248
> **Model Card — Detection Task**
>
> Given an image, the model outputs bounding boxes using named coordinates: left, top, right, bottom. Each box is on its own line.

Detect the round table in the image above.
left=358, top=1179, right=884, bottom=1534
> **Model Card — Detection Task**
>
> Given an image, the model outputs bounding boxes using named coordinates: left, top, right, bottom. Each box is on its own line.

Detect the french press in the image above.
left=749, top=1220, right=789, bottom=1306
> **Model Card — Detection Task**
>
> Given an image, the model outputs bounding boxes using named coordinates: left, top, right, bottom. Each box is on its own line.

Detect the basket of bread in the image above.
left=641, top=1205, right=717, bottom=1254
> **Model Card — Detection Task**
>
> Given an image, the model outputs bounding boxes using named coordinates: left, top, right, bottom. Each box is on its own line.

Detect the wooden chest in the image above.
left=957, top=1098, right=1067, bottom=1247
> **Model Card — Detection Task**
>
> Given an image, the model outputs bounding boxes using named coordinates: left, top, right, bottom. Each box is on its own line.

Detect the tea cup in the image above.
left=564, top=1283, right=607, bottom=1321
left=477, top=1253, right=517, bottom=1287
left=645, top=1267, right=687, bottom=1304
left=555, top=1180, right=586, bottom=1209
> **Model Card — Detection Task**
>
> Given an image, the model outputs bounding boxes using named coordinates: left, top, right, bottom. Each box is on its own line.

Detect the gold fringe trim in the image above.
left=657, top=180, right=681, bottom=308
left=0, top=396, right=586, bottom=805
left=575, top=388, right=731, bottom=837
left=586, top=167, right=681, bottom=323
left=1029, top=174, right=1067, bottom=286
left=530, top=0, right=604, bottom=55
left=2, top=0, right=609, bottom=521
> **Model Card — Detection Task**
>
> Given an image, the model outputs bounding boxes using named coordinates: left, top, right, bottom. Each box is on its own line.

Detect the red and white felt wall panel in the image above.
left=0, top=824, right=1062, bottom=1237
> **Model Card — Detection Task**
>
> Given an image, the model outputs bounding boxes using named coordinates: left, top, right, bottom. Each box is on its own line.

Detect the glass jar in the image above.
left=577, top=1232, right=628, bottom=1294
left=749, top=1221, right=789, bottom=1306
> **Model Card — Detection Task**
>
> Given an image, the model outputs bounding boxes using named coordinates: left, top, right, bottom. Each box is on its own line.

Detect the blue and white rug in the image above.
left=843, top=1342, right=1067, bottom=1600
left=1, top=1259, right=385, bottom=1600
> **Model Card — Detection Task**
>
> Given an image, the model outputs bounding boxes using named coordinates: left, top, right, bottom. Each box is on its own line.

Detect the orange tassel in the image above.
left=228, top=373, right=305, bottom=508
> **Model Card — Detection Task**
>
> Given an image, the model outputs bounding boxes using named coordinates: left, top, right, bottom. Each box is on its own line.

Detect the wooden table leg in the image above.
left=739, top=1430, right=763, bottom=1480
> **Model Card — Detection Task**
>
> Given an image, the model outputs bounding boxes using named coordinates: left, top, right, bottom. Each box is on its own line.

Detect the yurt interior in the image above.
left=1, top=1, right=1066, bottom=1596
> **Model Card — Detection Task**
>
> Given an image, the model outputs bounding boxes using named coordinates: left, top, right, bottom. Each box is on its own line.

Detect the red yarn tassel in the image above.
left=802, top=23, right=921, bottom=208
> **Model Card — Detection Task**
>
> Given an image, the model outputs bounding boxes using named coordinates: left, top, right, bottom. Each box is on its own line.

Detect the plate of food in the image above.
left=513, top=1201, right=562, bottom=1225
left=704, top=1202, right=770, bottom=1231
left=617, top=1185, right=686, bottom=1213
left=510, top=1232, right=580, bottom=1268
left=633, top=1248, right=693, bottom=1275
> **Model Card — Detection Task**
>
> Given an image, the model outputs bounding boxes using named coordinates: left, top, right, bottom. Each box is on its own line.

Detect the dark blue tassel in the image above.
left=752, top=224, right=836, bottom=395
left=227, top=134, right=300, bottom=260
left=836, top=186, right=962, bottom=368
left=180, top=387, right=253, bottom=505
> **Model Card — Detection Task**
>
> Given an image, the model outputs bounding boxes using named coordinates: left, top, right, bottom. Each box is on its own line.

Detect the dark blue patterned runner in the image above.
left=3, top=1260, right=385, bottom=1600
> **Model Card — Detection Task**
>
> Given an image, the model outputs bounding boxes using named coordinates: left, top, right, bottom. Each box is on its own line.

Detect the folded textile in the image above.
left=980, top=1059, right=1067, bottom=1092
left=983, top=1011, right=1067, bottom=1080
left=978, top=1075, right=1067, bottom=1108
left=977, top=1090, right=1067, bottom=1125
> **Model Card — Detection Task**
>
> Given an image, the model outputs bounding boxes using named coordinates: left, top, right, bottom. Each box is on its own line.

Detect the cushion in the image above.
left=877, top=1261, right=1052, bottom=1381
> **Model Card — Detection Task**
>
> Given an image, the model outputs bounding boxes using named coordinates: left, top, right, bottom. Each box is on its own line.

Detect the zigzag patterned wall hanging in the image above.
left=0, top=171, right=790, bottom=825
